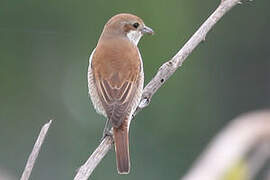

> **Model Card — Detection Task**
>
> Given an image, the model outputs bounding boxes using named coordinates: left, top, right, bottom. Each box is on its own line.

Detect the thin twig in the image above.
left=181, top=110, right=270, bottom=180
left=20, top=120, right=52, bottom=180
left=74, top=0, right=249, bottom=179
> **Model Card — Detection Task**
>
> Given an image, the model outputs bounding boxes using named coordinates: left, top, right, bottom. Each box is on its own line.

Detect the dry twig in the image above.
left=74, top=0, right=251, bottom=179
left=74, top=136, right=113, bottom=180
left=20, top=120, right=52, bottom=180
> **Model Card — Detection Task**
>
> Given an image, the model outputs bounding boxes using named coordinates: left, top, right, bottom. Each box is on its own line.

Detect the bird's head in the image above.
left=101, top=13, right=154, bottom=45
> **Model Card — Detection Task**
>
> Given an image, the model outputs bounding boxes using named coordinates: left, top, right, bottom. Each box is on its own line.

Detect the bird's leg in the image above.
left=101, top=119, right=113, bottom=141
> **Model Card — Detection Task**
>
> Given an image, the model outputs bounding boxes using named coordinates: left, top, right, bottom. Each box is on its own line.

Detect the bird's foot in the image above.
left=100, top=129, right=113, bottom=142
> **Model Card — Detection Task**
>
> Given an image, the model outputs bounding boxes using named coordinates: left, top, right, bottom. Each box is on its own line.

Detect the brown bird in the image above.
left=88, top=13, right=154, bottom=174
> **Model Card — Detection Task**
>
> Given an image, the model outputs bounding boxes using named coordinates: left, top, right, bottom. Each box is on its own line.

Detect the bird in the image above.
left=87, top=13, right=154, bottom=174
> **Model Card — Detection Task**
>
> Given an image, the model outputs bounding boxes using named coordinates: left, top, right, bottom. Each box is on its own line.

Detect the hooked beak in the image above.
left=141, top=26, right=154, bottom=35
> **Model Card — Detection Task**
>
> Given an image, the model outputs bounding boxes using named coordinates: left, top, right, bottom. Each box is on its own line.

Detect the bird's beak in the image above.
left=141, top=26, right=154, bottom=35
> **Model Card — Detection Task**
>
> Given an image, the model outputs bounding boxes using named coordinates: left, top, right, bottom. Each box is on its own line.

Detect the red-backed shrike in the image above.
left=88, top=13, right=153, bottom=174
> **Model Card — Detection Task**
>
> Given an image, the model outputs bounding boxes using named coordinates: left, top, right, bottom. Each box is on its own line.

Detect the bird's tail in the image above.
left=113, top=121, right=130, bottom=174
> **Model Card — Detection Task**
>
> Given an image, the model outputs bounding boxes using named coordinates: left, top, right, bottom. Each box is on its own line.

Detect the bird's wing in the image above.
left=95, top=76, right=139, bottom=127
left=91, top=41, right=141, bottom=128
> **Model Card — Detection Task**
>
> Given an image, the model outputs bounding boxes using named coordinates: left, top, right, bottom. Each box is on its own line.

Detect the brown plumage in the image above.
left=88, top=13, right=154, bottom=174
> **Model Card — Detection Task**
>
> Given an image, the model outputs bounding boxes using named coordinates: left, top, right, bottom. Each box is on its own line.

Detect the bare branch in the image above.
left=74, top=0, right=249, bottom=179
left=135, top=0, right=246, bottom=113
left=74, top=136, right=113, bottom=180
left=181, top=110, right=270, bottom=180
left=20, top=120, right=52, bottom=180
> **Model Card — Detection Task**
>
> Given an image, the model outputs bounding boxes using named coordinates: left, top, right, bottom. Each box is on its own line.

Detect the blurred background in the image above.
left=0, top=0, right=269, bottom=179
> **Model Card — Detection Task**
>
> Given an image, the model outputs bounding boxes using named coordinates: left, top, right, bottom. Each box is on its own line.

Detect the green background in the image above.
left=0, top=0, right=269, bottom=179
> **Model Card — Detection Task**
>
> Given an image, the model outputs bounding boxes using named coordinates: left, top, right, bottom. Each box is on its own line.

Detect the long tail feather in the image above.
left=113, top=123, right=130, bottom=174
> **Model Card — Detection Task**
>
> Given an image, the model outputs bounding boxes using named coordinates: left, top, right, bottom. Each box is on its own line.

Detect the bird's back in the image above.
left=90, top=36, right=143, bottom=127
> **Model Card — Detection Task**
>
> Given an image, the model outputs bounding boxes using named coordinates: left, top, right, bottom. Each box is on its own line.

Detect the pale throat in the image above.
left=126, top=30, right=142, bottom=46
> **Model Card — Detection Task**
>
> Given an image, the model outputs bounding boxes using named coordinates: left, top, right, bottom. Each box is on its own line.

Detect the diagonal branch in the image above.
left=20, top=120, right=52, bottom=180
left=74, top=136, right=114, bottom=180
left=74, top=0, right=250, bottom=179
left=135, top=0, right=245, bottom=113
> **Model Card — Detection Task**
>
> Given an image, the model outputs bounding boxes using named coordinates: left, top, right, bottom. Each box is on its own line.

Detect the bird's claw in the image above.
left=100, top=129, right=113, bottom=142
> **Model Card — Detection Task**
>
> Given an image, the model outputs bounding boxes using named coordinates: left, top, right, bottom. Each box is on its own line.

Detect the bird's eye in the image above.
left=133, top=22, right=139, bottom=29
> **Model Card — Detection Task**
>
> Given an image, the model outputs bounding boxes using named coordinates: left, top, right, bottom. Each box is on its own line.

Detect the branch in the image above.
left=20, top=120, right=52, bottom=180
left=135, top=0, right=247, bottom=113
left=74, top=0, right=248, bottom=179
left=74, top=136, right=113, bottom=180
left=181, top=110, right=270, bottom=180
